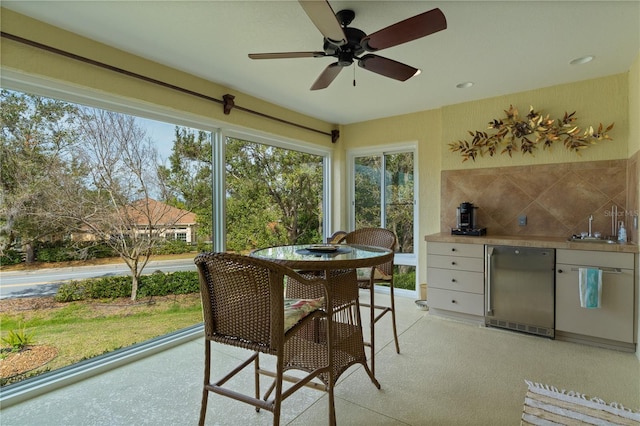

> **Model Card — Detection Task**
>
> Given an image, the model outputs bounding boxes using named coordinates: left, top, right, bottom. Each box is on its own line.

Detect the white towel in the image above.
left=578, top=267, right=602, bottom=309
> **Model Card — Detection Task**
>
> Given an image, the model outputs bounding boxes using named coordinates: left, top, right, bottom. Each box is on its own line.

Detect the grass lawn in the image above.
left=0, top=293, right=203, bottom=385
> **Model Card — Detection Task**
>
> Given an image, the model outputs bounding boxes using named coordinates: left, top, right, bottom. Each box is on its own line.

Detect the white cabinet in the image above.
left=427, top=242, right=484, bottom=318
left=555, top=249, right=636, bottom=347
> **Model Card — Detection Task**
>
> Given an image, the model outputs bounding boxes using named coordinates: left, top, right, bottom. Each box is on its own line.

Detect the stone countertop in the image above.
left=424, top=233, right=638, bottom=254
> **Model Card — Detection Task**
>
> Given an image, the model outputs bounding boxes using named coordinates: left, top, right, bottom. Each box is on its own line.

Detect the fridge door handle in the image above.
left=486, top=246, right=493, bottom=316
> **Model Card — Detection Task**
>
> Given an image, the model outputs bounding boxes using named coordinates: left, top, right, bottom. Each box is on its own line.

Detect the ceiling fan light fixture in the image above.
left=456, top=81, right=474, bottom=89
left=570, top=55, right=594, bottom=65
left=413, top=69, right=422, bottom=77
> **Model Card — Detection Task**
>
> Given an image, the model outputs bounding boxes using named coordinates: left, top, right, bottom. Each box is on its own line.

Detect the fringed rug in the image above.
left=522, top=380, right=640, bottom=425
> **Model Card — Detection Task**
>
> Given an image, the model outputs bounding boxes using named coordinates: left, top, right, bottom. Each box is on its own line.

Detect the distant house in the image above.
left=126, top=198, right=198, bottom=244
left=71, top=198, right=198, bottom=244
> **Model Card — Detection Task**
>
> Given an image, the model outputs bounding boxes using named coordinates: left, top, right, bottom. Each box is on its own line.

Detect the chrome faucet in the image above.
left=588, top=214, right=593, bottom=237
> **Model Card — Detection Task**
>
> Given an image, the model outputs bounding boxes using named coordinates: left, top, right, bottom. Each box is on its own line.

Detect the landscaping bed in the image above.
left=0, top=294, right=203, bottom=385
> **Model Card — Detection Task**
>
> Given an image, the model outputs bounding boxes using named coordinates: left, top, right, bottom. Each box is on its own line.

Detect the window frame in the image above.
left=346, top=143, right=419, bottom=295
left=220, top=129, right=333, bottom=249
left=0, top=70, right=334, bottom=403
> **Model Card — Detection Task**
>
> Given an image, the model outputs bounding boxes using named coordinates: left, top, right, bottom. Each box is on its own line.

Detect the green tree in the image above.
left=0, top=90, right=82, bottom=262
left=385, top=152, right=414, bottom=254
left=225, top=139, right=323, bottom=251
left=162, top=133, right=325, bottom=252
left=354, top=155, right=382, bottom=229
left=354, top=152, right=414, bottom=253
left=61, top=110, right=186, bottom=300
left=158, top=127, right=212, bottom=244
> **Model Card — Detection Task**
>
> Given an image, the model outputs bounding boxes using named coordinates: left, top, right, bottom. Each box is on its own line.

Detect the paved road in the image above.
left=0, top=258, right=196, bottom=299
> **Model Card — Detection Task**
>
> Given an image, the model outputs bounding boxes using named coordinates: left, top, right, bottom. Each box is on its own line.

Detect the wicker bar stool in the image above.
left=339, top=228, right=400, bottom=377
left=195, top=252, right=334, bottom=426
left=326, top=230, right=348, bottom=244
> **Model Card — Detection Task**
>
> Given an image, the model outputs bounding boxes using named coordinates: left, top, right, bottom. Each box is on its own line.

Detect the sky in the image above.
left=137, top=117, right=177, bottom=161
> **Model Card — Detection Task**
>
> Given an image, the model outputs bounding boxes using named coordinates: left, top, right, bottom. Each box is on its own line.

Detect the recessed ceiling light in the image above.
left=570, top=55, right=595, bottom=65
left=456, top=81, right=474, bottom=89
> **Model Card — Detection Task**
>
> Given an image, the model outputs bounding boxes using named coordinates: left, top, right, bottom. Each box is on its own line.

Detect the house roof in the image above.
left=127, top=199, right=197, bottom=227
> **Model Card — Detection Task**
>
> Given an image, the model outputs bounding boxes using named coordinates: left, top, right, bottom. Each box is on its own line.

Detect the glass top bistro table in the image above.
left=251, top=243, right=393, bottom=423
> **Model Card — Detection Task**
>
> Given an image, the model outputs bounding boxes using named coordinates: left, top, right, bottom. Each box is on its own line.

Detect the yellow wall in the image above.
left=441, top=74, right=629, bottom=170
left=630, top=54, right=640, bottom=157
left=629, top=54, right=640, bottom=360
left=340, top=110, right=443, bottom=264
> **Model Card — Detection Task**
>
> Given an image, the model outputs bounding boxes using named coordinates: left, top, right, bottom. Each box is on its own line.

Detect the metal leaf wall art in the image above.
left=448, top=105, right=614, bottom=162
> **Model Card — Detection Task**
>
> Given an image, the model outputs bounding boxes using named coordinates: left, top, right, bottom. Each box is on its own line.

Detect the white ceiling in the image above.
left=3, top=1, right=639, bottom=125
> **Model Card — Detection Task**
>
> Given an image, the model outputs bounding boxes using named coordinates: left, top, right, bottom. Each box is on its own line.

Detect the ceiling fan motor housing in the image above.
left=324, top=26, right=366, bottom=67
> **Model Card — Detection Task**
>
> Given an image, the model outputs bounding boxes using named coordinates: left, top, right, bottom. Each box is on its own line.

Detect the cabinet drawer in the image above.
left=427, top=254, right=484, bottom=272
left=427, top=267, right=484, bottom=294
left=555, top=265, right=634, bottom=343
left=429, top=288, right=484, bottom=316
left=556, top=249, right=634, bottom=269
left=427, top=242, right=484, bottom=258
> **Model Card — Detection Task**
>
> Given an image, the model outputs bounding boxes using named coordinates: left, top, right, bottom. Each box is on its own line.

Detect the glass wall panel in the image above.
left=224, top=138, right=325, bottom=252
left=351, top=149, right=416, bottom=291
left=0, top=88, right=210, bottom=385
left=0, top=87, right=329, bottom=386
left=384, top=152, right=414, bottom=254
left=354, top=155, right=382, bottom=228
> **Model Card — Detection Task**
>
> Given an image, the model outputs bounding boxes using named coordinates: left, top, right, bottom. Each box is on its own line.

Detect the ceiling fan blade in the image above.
left=249, top=52, right=326, bottom=59
left=358, top=54, right=419, bottom=82
left=299, top=0, right=347, bottom=46
left=310, top=63, right=342, bottom=90
left=361, top=8, right=446, bottom=52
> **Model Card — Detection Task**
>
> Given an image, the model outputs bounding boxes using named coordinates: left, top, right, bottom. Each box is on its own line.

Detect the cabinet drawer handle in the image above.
left=451, top=261, right=457, bottom=265
left=451, top=278, right=457, bottom=283
left=568, top=267, right=622, bottom=274
left=451, top=248, right=456, bottom=252
left=451, top=300, right=457, bottom=304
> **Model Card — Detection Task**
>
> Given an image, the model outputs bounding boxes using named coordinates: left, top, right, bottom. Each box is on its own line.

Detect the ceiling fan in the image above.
left=248, top=0, right=447, bottom=90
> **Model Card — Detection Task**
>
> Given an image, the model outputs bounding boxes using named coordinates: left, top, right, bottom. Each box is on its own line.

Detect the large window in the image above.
left=225, top=137, right=326, bottom=252
left=350, top=147, right=417, bottom=292
left=0, top=80, right=330, bottom=386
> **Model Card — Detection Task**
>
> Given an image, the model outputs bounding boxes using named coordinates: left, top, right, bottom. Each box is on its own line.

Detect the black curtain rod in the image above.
left=1, top=31, right=339, bottom=142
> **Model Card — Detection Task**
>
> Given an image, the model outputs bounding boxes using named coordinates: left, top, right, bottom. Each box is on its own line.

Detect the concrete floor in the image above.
left=1, top=292, right=639, bottom=425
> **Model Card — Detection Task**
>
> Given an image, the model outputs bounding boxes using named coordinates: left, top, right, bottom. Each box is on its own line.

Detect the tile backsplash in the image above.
left=441, top=159, right=636, bottom=242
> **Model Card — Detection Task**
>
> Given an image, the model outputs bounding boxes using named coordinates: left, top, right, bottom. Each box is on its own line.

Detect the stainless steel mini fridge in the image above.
left=485, top=245, right=555, bottom=338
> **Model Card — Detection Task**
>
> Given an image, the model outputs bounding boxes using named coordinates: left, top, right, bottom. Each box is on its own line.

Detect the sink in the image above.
left=567, top=237, right=618, bottom=244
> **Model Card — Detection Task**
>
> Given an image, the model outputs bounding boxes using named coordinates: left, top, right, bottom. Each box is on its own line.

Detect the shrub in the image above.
left=196, top=241, right=213, bottom=252
left=85, top=276, right=133, bottom=299
left=34, top=241, right=117, bottom=263
left=55, top=271, right=200, bottom=301
left=0, top=249, right=23, bottom=266
left=138, top=271, right=199, bottom=296
left=54, top=281, right=89, bottom=302
left=36, top=245, right=74, bottom=262
left=2, top=324, right=35, bottom=351
left=394, top=270, right=416, bottom=291
left=86, top=243, right=117, bottom=259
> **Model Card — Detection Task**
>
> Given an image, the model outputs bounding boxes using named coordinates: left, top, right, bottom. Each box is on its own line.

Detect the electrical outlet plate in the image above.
left=518, top=215, right=527, bottom=226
